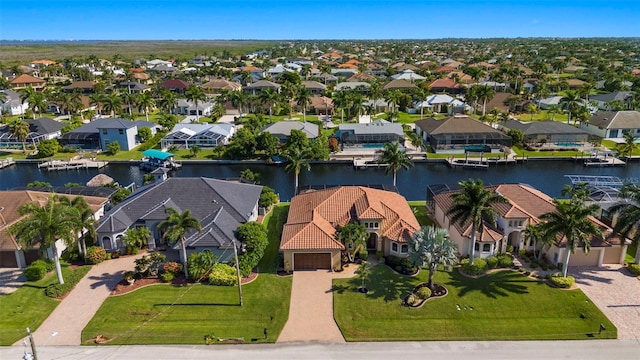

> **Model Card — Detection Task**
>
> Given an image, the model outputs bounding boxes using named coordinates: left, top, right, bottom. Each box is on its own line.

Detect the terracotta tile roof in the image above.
left=242, top=65, right=263, bottom=72
left=429, top=78, right=464, bottom=89
left=434, top=66, right=458, bottom=73
left=280, top=186, right=419, bottom=251
left=10, top=74, right=45, bottom=85
left=31, top=59, right=56, bottom=66
left=338, top=63, right=358, bottom=69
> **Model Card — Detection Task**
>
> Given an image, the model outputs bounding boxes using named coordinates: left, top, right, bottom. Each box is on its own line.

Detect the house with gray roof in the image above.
left=336, top=120, right=404, bottom=146
left=260, top=121, right=319, bottom=142
left=581, top=111, right=640, bottom=141
left=501, top=119, right=590, bottom=146
left=244, top=80, right=281, bottom=94
left=415, top=115, right=511, bottom=153
left=0, top=117, right=64, bottom=148
left=336, top=81, right=370, bottom=93
left=161, top=123, right=235, bottom=149
left=589, top=91, right=633, bottom=110
left=96, top=177, right=262, bottom=262
left=58, top=118, right=159, bottom=150
left=0, top=89, right=28, bottom=115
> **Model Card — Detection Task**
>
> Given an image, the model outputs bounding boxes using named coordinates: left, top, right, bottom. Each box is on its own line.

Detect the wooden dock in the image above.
left=38, top=159, right=108, bottom=171
left=353, top=159, right=387, bottom=169
left=579, top=156, right=626, bottom=167
left=0, top=157, right=15, bottom=169
left=446, top=158, right=489, bottom=169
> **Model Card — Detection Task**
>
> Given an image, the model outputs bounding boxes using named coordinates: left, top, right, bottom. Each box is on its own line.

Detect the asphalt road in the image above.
left=2, top=340, right=639, bottom=360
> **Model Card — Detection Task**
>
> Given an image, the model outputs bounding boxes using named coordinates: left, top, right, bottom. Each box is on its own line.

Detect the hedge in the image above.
left=461, top=258, right=488, bottom=275
left=628, top=263, right=640, bottom=276
left=85, top=246, right=108, bottom=265
left=208, top=263, right=238, bottom=286
left=24, top=263, right=47, bottom=281
left=44, top=266, right=91, bottom=298
left=549, top=274, right=575, bottom=288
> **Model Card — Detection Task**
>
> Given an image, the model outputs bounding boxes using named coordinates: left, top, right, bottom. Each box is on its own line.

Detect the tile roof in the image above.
left=10, top=74, right=45, bottom=84
left=383, top=79, right=418, bottom=90
left=280, top=186, right=419, bottom=251
left=429, top=78, right=464, bottom=89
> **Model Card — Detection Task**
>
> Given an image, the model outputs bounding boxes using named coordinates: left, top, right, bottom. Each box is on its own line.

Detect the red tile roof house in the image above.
left=429, top=78, right=466, bottom=95
left=431, top=184, right=628, bottom=268
left=280, top=186, right=420, bottom=271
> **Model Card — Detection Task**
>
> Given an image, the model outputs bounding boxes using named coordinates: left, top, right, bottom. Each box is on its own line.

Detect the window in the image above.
left=401, top=244, right=409, bottom=253
left=118, top=129, right=124, bottom=135
left=518, top=220, right=524, bottom=226
left=508, top=221, right=513, bottom=227
left=483, top=243, right=491, bottom=252
left=474, top=242, right=480, bottom=251
left=373, top=222, right=379, bottom=229
left=102, top=129, right=108, bottom=135
left=392, top=243, right=398, bottom=252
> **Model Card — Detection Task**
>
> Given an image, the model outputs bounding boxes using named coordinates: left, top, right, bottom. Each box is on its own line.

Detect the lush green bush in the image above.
left=162, top=261, right=183, bottom=275
left=462, top=258, right=488, bottom=275
left=136, top=131, right=166, bottom=151
left=31, top=259, right=55, bottom=272
left=376, top=251, right=384, bottom=262
left=135, top=252, right=166, bottom=277
left=85, top=246, right=107, bottom=264
left=385, top=255, right=418, bottom=275
left=36, top=139, right=60, bottom=157
left=208, top=263, right=238, bottom=286
left=160, top=272, right=175, bottom=282
left=549, top=274, right=575, bottom=288
left=530, top=262, right=539, bottom=269
left=188, top=250, right=218, bottom=281
left=627, top=263, right=640, bottom=276
left=518, top=249, right=527, bottom=257
left=416, top=287, right=432, bottom=300
left=497, top=253, right=514, bottom=268
left=486, top=256, right=499, bottom=269
left=44, top=266, right=89, bottom=298
left=259, top=186, right=279, bottom=208
left=358, top=249, right=368, bottom=260
left=540, top=263, right=549, bottom=271
left=24, top=263, right=47, bottom=281
left=236, top=222, right=268, bottom=277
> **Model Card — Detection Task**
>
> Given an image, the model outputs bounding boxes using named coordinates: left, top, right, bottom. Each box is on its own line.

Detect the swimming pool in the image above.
left=555, top=143, right=581, bottom=147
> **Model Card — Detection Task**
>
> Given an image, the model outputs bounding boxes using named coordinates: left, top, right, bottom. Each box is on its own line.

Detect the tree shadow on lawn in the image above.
left=450, top=270, right=530, bottom=299
left=153, top=302, right=239, bottom=307
left=353, top=266, right=416, bottom=302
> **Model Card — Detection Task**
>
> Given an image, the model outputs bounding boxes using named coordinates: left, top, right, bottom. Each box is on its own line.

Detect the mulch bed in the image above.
left=110, top=271, right=259, bottom=296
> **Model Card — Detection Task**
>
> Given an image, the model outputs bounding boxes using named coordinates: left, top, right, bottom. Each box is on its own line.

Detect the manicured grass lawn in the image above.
left=601, top=140, right=640, bottom=156
left=408, top=201, right=434, bottom=227
left=0, top=265, right=92, bottom=346
left=512, top=145, right=582, bottom=158
left=626, top=244, right=637, bottom=264
left=258, top=203, right=289, bottom=273
left=334, top=265, right=616, bottom=341
left=513, top=111, right=569, bottom=122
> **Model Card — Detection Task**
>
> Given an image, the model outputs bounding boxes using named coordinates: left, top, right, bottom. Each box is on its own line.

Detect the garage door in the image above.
left=294, top=253, right=331, bottom=270
left=569, top=248, right=600, bottom=267
left=0, top=251, right=18, bottom=267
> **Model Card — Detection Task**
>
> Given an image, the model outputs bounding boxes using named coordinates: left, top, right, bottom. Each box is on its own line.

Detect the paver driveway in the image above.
left=277, top=265, right=359, bottom=343
left=571, top=265, right=640, bottom=340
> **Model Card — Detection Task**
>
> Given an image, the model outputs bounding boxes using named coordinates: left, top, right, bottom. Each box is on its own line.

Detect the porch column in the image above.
left=619, top=245, right=628, bottom=264
left=597, top=248, right=605, bottom=267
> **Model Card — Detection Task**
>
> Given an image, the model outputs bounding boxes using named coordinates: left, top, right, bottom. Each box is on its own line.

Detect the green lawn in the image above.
left=626, top=244, right=637, bottom=264
left=512, top=145, right=583, bottom=158
left=601, top=140, right=640, bottom=156
left=333, top=265, right=616, bottom=341
left=513, top=111, right=569, bottom=122
left=0, top=265, right=92, bottom=345
left=81, top=203, right=292, bottom=345
left=408, top=201, right=434, bottom=227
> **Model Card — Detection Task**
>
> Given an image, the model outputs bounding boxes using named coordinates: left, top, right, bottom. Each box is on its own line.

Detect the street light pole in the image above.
left=26, top=327, right=38, bottom=360
left=232, top=239, right=243, bottom=306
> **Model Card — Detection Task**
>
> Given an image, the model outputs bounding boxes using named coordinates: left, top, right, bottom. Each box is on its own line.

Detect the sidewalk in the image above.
left=15, top=253, right=143, bottom=346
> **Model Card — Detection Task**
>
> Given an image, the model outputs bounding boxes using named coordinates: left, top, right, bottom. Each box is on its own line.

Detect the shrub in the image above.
left=135, top=252, right=166, bottom=277
left=163, top=261, right=183, bottom=275
left=540, top=263, right=549, bottom=271
left=188, top=250, right=218, bottom=281
left=506, top=245, right=514, bottom=253
left=111, top=251, right=121, bottom=259
left=85, top=246, right=107, bottom=264
left=406, top=294, right=420, bottom=306
left=123, top=271, right=135, bottom=281
left=550, top=273, right=575, bottom=288
left=236, top=222, right=268, bottom=277
left=530, top=262, right=539, bottom=269
left=31, top=259, right=55, bottom=272
left=60, top=248, right=80, bottom=262
left=160, top=272, right=175, bottom=282
left=259, top=186, right=279, bottom=208
left=358, top=249, right=368, bottom=260
left=416, top=287, right=432, bottom=300
left=208, top=263, right=238, bottom=286
left=24, top=263, right=47, bottom=281
left=486, top=256, right=499, bottom=269
left=375, top=251, right=384, bottom=262
left=44, top=266, right=89, bottom=298
left=627, top=263, right=640, bottom=276
left=462, top=258, right=488, bottom=275
left=497, top=253, right=514, bottom=268
left=518, top=249, right=526, bottom=257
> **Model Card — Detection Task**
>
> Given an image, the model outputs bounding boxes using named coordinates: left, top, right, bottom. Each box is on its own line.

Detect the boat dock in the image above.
left=0, top=157, right=15, bottom=169
left=38, top=159, right=109, bottom=171
left=353, top=158, right=387, bottom=169
left=580, top=156, right=626, bottom=167
left=446, top=154, right=519, bottom=169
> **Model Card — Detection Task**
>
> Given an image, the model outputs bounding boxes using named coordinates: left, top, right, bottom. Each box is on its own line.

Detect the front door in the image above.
left=367, top=233, right=377, bottom=251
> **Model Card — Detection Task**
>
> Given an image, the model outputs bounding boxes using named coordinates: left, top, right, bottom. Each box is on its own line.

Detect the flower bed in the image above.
left=403, top=282, right=447, bottom=308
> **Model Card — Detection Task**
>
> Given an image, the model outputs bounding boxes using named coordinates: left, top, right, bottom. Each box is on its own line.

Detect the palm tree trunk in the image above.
left=469, top=224, right=477, bottom=265
left=634, top=245, right=640, bottom=265
left=195, top=101, right=200, bottom=122
left=294, top=171, right=299, bottom=194
left=393, top=170, right=397, bottom=187
left=562, top=248, right=571, bottom=278
left=53, top=246, right=65, bottom=285
left=181, top=238, right=189, bottom=279
left=428, top=266, right=435, bottom=289
left=269, top=106, right=273, bottom=123
left=482, top=99, right=487, bottom=117
left=145, top=108, right=149, bottom=122
left=303, top=106, right=306, bottom=122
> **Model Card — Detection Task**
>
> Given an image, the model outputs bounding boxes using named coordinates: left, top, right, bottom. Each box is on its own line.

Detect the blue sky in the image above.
left=1, top=0, right=638, bottom=40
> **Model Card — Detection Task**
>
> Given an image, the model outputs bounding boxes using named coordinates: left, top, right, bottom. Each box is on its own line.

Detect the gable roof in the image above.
left=503, top=120, right=589, bottom=136
left=415, top=116, right=509, bottom=137
left=281, top=186, right=420, bottom=251
left=587, top=111, right=640, bottom=129
left=10, top=74, right=45, bottom=85
left=383, top=79, right=417, bottom=90
left=429, top=78, right=464, bottom=89
left=160, top=79, right=191, bottom=89
left=246, top=80, right=281, bottom=90
left=202, top=79, right=242, bottom=91
left=261, top=121, right=319, bottom=139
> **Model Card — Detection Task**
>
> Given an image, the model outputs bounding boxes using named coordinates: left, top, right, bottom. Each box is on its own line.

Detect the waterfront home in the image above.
left=96, top=177, right=262, bottom=262
left=589, top=92, right=634, bottom=110
left=173, top=99, right=216, bottom=116
left=429, top=183, right=628, bottom=267
left=0, top=190, right=108, bottom=268
left=0, top=117, right=64, bottom=148
left=58, top=118, right=158, bottom=150
left=501, top=119, right=591, bottom=148
left=161, top=123, right=235, bottom=149
left=336, top=120, right=404, bottom=146
left=414, top=115, right=512, bottom=153
left=280, top=186, right=419, bottom=271
left=260, top=121, right=319, bottom=142
left=581, top=111, right=640, bottom=141
left=415, top=94, right=467, bottom=115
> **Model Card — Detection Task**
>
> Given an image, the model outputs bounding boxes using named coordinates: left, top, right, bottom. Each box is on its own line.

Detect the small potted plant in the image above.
left=123, top=271, right=136, bottom=285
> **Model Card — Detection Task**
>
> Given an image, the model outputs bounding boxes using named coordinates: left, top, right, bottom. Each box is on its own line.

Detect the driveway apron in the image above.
left=14, top=253, right=143, bottom=346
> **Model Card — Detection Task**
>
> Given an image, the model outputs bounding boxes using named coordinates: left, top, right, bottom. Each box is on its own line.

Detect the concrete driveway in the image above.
left=571, top=265, right=640, bottom=340
left=0, top=267, right=26, bottom=295
left=277, top=265, right=360, bottom=343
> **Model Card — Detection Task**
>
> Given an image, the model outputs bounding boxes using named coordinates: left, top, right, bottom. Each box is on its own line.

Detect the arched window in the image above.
left=102, top=236, right=112, bottom=250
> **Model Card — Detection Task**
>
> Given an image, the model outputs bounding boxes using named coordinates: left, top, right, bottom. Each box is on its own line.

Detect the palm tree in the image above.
left=409, top=226, right=458, bottom=290
left=157, top=208, right=202, bottom=279
left=293, top=86, right=312, bottom=122
left=9, top=119, right=31, bottom=153
left=229, top=90, right=248, bottom=121
left=475, top=85, right=495, bottom=117
left=121, top=92, right=136, bottom=117
left=19, top=87, right=46, bottom=119
left=89, top=93, right=105, bottom=116
left=384, top=90, right=402, bottom=120
left=336, top=222, right=368, bottom=262
left=560, top=90, right=581, bottom=125
left=523, top=223, right=554, bottom=262
left=375, top=141, right=413, bottom=187
left=608, top=184, right=640, bottom=264
left=284, top=146, right=311, bottom=194
left=185, top=85, right=207, bottom=122
left=157, top=89, right=177, bottom=114
left=8, top=195, right=80, bottom=284
left=616, top=132, right=638, bottom=158
left=539, top=189, right=602, bottom=277
left=332, top=90, right=349, bottom=123
left=414, top=88, right=430, bottom=119
left=136, top=91, right=155, bottom=122
left=58, top=196, right=97, bottom=259
left=446, top=178, right=509, bottom=265
left=102, top=93, right=123, bottom=117
left=259, top=88, right=280, bottom=123
left=369, top=80, right=383, bottom=113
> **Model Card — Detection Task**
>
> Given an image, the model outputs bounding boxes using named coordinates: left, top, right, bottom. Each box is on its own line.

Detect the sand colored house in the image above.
left=280, top=186, right=419, bottom=271
left=430, top=183, right=628, bottom=267
left=10, top=74, right=46, bottom=91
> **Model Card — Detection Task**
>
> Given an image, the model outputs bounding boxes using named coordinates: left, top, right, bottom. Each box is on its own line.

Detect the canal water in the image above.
left=1, top=161, right=638, bottom=201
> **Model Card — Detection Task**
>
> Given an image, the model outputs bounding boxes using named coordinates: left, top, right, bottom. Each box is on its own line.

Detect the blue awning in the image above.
left=142, top=149, right=174, bottom=160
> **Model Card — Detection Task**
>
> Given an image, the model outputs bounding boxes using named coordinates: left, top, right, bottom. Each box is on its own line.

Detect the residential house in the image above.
left=108, top=81, right=150, bottom=94
left=484, top=92, right=514, bottom=113
left=280, top=186, right=420, bottom=271
left=0, top=117, right=64, bottom=148
left=429, top=78, right=465, bottom=94
left=589, top=92, right=633, bottom=110
left=331, top=68, right=358, bottom=78
left=390, top=69, right=425, bottom=82
left=96, top=177, right=262, bottom=262
left=336, top=81, right=370, bottom=93
left=302, top=80, right=326, bottom=95
left=309, top=96, right=333, bottom=115
left=581, top=111, right=640, bottom=141
left=58, top=118, right=158, bottom=150
left=201, top=79, right=242, bottom=94
left=501, top=119, right=590, bottom=147
left=414, top=116, right=512, bottom=153
left=430, top=183, right=628, bottom=267
left=245, top=80, right=281, bottom=95
left=159, top=79, right=191, bottom=93
left=173, top=99, right=216, bottom=116
left=315, top=73, right=339, bottom=85
left=347, top=73, right=376, bottom=83
left=260, top=121, right=319, bottom=142
left=383, top=79, right=418, bottom=92
left=10, top=74, right=46, bottom=91
left=336, top=120, right=404, bottom=146
left=62, top=81, right=96, bottom=94
left=537, top=96, right=564, bottom=110
left=0, top=89, right=28, bottom=115
left=416, top=94, right=467, bottom=115
left=0, top=190, right=108, bottom=267
left=161, top=123, right=235, bottom=149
